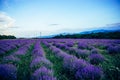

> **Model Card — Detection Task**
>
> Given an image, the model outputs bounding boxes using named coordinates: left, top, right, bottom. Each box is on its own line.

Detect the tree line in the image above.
left=53, top=31, right=120, bottom=39
left=0, top=35, right=16, bottom=39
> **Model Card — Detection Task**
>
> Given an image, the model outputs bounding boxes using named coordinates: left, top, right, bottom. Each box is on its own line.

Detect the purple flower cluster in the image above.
left=67, top=47, right=76, bottom=54
left=14, top=46, right=28, bottom=55
left=0, top=39, right=34, bottom=56
left=76, top=49, right=89, bottom=58
left=107, top=45, right=120, bottom=54
left=78, top=42, right=88, bottom=49
left=31, top=67, right=56, bottom=80
left=30, top=57, right=52, bottom=71
left=63, top=55, right=88, bottom=72
left=75, top=65, right=103, bottom=80
left=91, top=48, right=100, bottom=54
left=2, top=55, right=20, bottom=63
left=66, top=42, right=74, bottom=47
left=0, top=64, right=17, bottom=80
left=0, top=41, right=16, bottom=55
left=89, top=54, right=105, bottom=65
left=0, top=49, right=5, bottom=55
left=50, top=46, right=68, bottom=59
left=54, top=42, right=90, bottom=59
left=42, top=41, right=51, bottom=47
left=63, top=55, right=77, bottom=70
left=53, top=43, right=66, bottom=49
left=32, top=41, right=45, bottom=58
left=14, top=43, right=32, bottom=55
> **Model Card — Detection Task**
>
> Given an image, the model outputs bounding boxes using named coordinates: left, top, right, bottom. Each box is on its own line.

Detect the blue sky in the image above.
left=0, top=0, right=120, bottom=37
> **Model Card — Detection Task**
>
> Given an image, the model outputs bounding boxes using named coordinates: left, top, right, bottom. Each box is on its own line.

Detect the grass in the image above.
left=0, top=47, right=19, bottom=64
left=100, top=49, right=120, bottom=80
left=41, top=44, right=70, bottom=80
left=43, top=43, right=120, bottom=80
left=17, top=44, right=34, bottom=80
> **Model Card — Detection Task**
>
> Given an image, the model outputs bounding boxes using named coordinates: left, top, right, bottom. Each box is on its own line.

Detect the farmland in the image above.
left=0, top=39, right=120, bottom=80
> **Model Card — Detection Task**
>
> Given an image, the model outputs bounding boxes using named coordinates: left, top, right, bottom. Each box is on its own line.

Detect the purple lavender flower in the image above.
left=76, top=49, right=89, bottom=58
left=91, top=48, right=100, bottom=54
left=49, top=46, right=69, bottom=59
left=55, top=51, right=69, bottom=59
left=32, top=42, right=45, bottom=57
left=31, top=67, right=56, bottom=80
left=64, top=45, right=69, bottom=50
left=78, top=42, right=88, bottom=49
left=30, top=57, right=52, bottom=71
left=0, top=49, right=5, bottom=55
left=75, top=65, right=103, bottom=80
left=66, top=42, right=74, bottom=47
left=89, top=54, right=105, bottom=65
left=107, top=45, right=120, bottom=54
left=2, top=55, right=20, bottom=63
left=71, top=59, right=88, bottom=72
left=14, top=46, right=28, bottom=55
left=58, top=44, right=66, bottom=49
left=32, top=49, right=44, bottom=57
left=51, top=47, right=61, bottom=54
left=0, top=44, right=16, bottom=52
left=67, top=47, right=76, bottom=54
left=0, top=64, right=17, bottom=80
left=63, top=55, right=77, bottom=70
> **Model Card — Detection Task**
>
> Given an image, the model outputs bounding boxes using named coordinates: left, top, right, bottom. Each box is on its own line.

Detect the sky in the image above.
left=0, top=0, right=120, bottom=38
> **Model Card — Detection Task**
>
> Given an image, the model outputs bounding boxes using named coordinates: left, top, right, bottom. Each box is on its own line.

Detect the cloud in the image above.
left=8, top=26, right=19, bottom=29
left=0, top=12, right=15, bottom=29
left=106, top=22, right=120, bottom=26
left=49, top=24, right=60, bottom=26
left=0, top=12, right=16, bottom=35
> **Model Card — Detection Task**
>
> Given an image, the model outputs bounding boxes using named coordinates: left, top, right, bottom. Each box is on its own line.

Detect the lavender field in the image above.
left=0, top=39, right=120, bottom=80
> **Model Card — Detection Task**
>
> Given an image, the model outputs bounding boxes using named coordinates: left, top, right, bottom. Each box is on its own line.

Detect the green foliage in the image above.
left=53, top=31, right=120, bottom=39
left=0, top=35, right=16, bottom=39
left=42, top=44, right=69, bottom=80
left=0, top=48, right=19, bottom=64
left=100, top=52, right=120, bottom=80
left=17, top=44, right=34, bottom=80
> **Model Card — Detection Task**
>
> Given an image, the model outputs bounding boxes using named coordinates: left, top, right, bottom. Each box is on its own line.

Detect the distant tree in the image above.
left=52, top=31, right=120, bottom=39
left=0, top=35, right=16, bottom=39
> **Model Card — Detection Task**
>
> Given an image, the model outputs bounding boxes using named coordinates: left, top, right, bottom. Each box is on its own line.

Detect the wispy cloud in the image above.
left=106, top=22, right=120, bottom=26
left=49, top=24, right=60, bottom=26
left=8, top=26, right=19, bottom=29
left=0, top=12, right=15, bottom=29
left=0, top=12, right=16, bottom=35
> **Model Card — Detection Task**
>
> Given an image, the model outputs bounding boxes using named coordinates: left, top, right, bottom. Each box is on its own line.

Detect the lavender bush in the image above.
left=2, top=55, right=20, bottom=63
left=78, top=42, right=88, bottom=49
left=90, top=48, right=100, bottom=54
left=0, top=64, right=17, bottom=80
left=76, top=49, right=89, bottom=58
left=31, top=66, right=56, bottom=80
left=32, top=41, right=45, bottom=57
left=89, top=54, right=105, bottom=65
left=75, top=65, right=103, bottom=80
left=107, top=45, right=120, bottom=54
left=30, top=57, right=53, bottom=71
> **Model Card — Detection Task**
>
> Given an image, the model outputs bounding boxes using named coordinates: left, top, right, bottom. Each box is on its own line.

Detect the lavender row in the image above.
left=1, top=40, right=35, bottom=64
left=0, top=64, right=17, bottom=80
left=52, top=41, right=105, bottom=65
left=0, top=40, right=35, bottom=79
left=31, top=41, right=56, bottom=80
left=43, top=41, right=104, bottom=80
left=43, top=39, right=120, bottom=54
left=0, top=39, right=34, bottom=56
